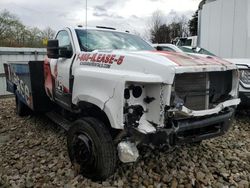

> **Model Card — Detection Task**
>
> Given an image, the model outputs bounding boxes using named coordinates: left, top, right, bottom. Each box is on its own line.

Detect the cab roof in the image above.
left=66, top=26, right=131, bottom=35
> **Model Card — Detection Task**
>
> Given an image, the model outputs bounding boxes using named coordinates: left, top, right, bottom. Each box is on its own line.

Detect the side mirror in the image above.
left=47, top=40, right=59, bottom=59
left=47, top=40, right=73, bottom=59
left=59, top=46, right=73, bottom=58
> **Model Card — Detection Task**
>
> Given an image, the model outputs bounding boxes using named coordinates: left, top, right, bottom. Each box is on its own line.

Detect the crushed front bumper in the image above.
left=132, top=108, right=235, bottom=146
left=174, top=108, right=234, bottom=144
left=173, top=98, right=240, bottom=117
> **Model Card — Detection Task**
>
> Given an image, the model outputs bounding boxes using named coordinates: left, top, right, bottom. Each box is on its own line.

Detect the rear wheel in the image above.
left=67, top=117, right=116, bottom=181
left=15, top=94, right=30, bottom=116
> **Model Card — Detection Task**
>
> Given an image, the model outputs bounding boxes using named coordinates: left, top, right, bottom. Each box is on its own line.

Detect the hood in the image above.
left=146, top=51, right=236, bottom=72
left=75, top=50, right=237, bottom=84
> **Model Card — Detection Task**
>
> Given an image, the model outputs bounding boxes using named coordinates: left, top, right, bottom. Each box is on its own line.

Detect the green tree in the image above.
left=26, top=27, right=42, bottom=47
left=151, top=24, right=171, bottom=43
left=0, top=9, right=24, bottom=46
left=0, top=9, right=56, bottom=47
left=148, top=11, right=165, bottom=43
left=189, top=10, right=198, bottom=36
left=169, top=22, right=182, bottom=40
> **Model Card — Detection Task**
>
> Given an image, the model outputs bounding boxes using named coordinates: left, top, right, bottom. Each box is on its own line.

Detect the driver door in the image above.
left=53, top=30, right=75, bottom=108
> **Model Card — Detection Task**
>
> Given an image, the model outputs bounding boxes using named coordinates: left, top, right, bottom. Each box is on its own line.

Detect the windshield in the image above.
left=197, top=48, right=215, bottom=56
left=75, top=29, right=155, bottom=52
left=179, top=46, right=194, bottom=53
left=177, top=38, right=192, bottom=46
left=179, top=46, right=216, bottom=56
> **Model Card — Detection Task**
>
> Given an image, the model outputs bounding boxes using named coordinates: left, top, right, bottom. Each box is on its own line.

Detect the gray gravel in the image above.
left=0, top=98, right=249, bottom=188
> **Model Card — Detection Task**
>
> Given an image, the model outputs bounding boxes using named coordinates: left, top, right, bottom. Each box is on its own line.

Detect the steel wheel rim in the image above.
left=72, top=133, right=96, bottom=170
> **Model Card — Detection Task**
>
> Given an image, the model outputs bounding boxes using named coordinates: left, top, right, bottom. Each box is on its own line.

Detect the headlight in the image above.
left=240, top=70, right=250, bottom=84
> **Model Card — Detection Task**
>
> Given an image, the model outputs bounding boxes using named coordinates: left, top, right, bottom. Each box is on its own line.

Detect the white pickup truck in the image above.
left=4, top=26, right=240, bottom=180
left=225, top=59, right=250, bottom=108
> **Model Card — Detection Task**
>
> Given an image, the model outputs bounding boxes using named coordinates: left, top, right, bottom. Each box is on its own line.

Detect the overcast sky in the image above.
left=0, top=0, right=200, bottom=36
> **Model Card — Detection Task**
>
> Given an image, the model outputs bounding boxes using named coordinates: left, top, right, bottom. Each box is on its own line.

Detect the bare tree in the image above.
left=41, top=27, right=56, bottom=40
left=148, top=10, right=165, bottom=42
left=170, top=13, right=189, bottom=38
left=148, top=10, right=190, bottom=43
left=179, top=15, right=189, bottom=37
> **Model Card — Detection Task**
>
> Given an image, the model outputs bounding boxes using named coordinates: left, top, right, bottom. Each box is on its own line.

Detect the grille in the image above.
left=174, top=71, right=232, bottom=111
left=240, top=70, right=250, bottom=84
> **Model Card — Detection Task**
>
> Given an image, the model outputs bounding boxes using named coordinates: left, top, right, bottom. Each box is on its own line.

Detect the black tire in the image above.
left=191, top=140, right=202, bottom=146
left=67, top=117, right=116, bottom=181
left=15, top=94, right=30, bottom=117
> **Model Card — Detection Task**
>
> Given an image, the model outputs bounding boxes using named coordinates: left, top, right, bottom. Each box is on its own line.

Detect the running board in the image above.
left=46, top=111, right=71, bottom=131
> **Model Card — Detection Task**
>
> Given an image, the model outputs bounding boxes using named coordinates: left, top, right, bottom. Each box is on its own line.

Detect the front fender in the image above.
left=72, top=67, right=165, bottom=129
left=72, top=70, right=123, bottom=129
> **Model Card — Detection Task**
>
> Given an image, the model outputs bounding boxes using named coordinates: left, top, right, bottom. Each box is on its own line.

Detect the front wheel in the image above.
left=67, top=117, right=116, bottom=181
left=190, top=140, right=202, bottom=146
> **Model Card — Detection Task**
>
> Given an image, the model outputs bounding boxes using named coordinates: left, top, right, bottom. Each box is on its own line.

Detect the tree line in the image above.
left=149, top=10, right=198, bottom=44
left=0, top=9, right=198, bottom=48
left=0, top=10, right=55, bottom=48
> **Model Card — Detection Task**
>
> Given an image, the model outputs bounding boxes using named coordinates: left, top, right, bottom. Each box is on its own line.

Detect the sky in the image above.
left=0, top=0, right=201, bottom=36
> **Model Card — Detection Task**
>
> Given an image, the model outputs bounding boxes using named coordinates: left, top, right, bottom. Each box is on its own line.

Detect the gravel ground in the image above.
left=0, top=98, right=249, bottom=188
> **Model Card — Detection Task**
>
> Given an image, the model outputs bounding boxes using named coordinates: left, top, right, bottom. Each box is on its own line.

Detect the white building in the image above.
left=198, top=0, right=250, bottom=58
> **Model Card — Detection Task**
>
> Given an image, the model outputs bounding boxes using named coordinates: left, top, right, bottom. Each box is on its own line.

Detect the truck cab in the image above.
left=4, top=26, right=240, bottom=180
left=175, top=36, right=198, bottom=48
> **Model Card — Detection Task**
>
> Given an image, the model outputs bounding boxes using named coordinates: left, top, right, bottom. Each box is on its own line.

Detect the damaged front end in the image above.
left=117, top=70, right=240, bottom=163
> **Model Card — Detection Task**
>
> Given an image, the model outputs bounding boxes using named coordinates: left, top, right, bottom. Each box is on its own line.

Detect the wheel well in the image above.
left=77, top=101, right=121, bottom=138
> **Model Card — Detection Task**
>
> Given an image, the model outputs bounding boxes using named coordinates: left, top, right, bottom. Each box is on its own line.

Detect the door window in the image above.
left=56, top=30, right=73, bottom=51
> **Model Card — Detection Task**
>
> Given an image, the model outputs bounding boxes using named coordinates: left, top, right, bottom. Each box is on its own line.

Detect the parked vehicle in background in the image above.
left=4, top=26, right=240, bottom=180
left=225, top=59, right=250, bottom=108
left=175, top=36, right=198, bottom=47
left=153, top=43, right=215, bottom=56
